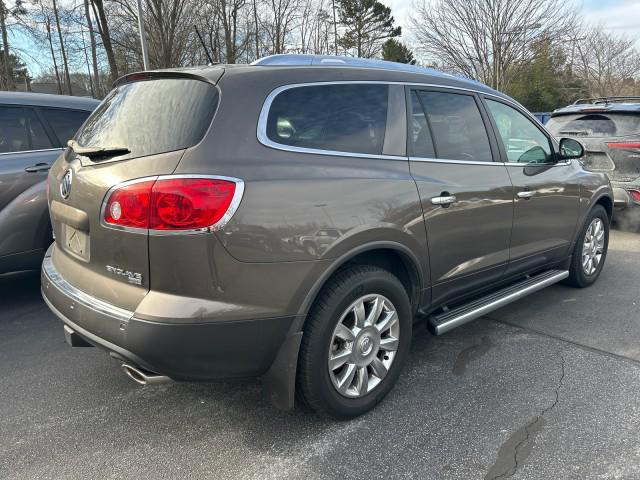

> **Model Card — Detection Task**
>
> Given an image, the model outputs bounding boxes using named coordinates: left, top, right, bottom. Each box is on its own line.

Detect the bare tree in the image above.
left=51, top=0, right=72, bottom=94
left=262, top=0, right=300, bottom=54
left=574, top=25, right=640, bottom=97
left=410, top=0, right=578, bottom=90
left=200, top=0, right=248, bottom=63
left=0, top=1, right=12, bottom=89
left=84, top=0, right=100, bottom=96
left=91, top=0, right=119, bottom=82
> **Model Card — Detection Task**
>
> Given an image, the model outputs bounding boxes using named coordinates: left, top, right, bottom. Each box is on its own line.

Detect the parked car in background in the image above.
left=42, top=55, right=612, bottom=419
left=533, top=112, right=551, bottom=124
left=0, top=92, right=99, bottom=274
left=546, top=97, right=640, bottom=222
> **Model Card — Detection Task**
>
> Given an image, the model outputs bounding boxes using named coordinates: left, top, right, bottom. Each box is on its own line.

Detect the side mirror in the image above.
left=559, top=138, right=584, bottom=160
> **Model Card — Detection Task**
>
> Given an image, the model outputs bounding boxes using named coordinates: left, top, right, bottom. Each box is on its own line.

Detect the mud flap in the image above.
left=262, top=331, right=303, bottom=410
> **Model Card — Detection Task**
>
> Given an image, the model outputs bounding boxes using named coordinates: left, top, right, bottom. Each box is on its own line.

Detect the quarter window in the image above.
left=485, top=99, right=553, bottom=164
left=0, top=107, right=52, bottom=153
left=40, top=108, right=92, bottom=145
left=416, top=91, right=493, bottom=162
left=266, top=84, right=388, bottom=155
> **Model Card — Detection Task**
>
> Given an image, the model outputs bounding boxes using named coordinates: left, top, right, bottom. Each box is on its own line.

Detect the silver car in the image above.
left=0, top=92, right=98, bottom=274
left=546, top=97, right=640, bottom=220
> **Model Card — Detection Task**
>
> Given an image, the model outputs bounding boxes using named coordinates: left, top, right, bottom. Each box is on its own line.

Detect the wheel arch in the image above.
left=595, top=194, right=613, bottom=222
left=292, top=241, right=426, bottom=333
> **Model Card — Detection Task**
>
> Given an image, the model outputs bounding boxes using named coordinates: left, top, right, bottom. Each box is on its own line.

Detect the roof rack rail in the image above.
left=573, top=96, right=640, bottom=105
left=251, top=54, right=462, bottom=80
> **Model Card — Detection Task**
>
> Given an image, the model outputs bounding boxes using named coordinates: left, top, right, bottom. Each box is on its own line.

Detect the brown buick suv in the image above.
left=42, top=55, right=612, bottom=418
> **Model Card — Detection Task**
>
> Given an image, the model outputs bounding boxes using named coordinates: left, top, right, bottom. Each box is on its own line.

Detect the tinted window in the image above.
left=0, top=107, right=52, bottom=153
left=266, top=84, right=388, bottom=155
left=40, top=108, right=91, bottom=145
left=418, top=91, right=492, bottom=162
left=546, top=113, right=640, bottom=138
left=486, top=100, right=552, bottom=164
left=76, top=79, right=218, bottom=161
left=409, top=90, right=435, bottom=157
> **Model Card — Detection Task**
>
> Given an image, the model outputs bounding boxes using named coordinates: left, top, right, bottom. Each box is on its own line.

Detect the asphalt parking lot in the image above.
left=2, top=227, right=640, bottom=480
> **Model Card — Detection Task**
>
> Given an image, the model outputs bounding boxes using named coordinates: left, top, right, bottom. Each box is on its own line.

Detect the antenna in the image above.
left=195, top=25, right=214, bottom=65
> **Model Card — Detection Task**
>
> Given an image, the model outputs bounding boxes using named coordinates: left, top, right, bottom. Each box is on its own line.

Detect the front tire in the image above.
left=296, top=265, right=412, bottom=419
left=566, top=205, right=609, bottom=288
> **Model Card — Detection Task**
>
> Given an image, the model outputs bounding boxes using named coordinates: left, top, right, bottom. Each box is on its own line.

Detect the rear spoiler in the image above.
left=113, top=68, right=224, bottom=89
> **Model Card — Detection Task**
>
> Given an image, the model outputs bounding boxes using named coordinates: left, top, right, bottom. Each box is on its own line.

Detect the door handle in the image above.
left=431, top=194, right=458, bottom=206
left=25, top=162, right=51, bottom=173
left=517, top=190, right=536, bottom=199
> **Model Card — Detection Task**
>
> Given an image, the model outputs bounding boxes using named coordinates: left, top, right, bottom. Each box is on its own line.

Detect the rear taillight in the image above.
left=606, top=142, right=640, bottom=151
left=102, top=176, right=243, bottom=232
left=629, top=190, right=640, bottom=202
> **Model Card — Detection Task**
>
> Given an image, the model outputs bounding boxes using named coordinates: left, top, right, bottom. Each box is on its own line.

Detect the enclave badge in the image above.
left=105, top=265, right=143, bottom=285
left=60, top=169, right=73, bottom=199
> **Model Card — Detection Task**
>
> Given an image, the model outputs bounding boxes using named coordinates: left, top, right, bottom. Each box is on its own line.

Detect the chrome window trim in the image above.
left=0, top=147, right=64, bottom=156
left=99, top=174, right=245, bottom=236
left=257, top=81, right=406, bottom=161
left=503, top=160, right=571, bottom=167
left=257, top=80, right=550, bottom=161
left=409, top=156, right=504, bottom=166
left=42, top=256, right=133, bottom=322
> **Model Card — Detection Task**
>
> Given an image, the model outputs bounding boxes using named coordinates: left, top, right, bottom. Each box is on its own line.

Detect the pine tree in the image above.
left=337, top=0, right=401, bottom=58
left=382, top=39, right=414, bottom=64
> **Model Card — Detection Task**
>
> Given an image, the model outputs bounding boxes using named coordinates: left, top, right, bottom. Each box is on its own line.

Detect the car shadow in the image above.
left=0, top=270, right=44, bottom=323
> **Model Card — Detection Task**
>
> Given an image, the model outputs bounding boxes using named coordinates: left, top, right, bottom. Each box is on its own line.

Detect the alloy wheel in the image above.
left=582, top=218, right=605, bottom=276
left=327, top=294, right=400, bottom=398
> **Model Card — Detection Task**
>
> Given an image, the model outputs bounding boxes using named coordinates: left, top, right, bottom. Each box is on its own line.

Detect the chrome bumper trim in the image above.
left=42, top=256, right=134, bottom=322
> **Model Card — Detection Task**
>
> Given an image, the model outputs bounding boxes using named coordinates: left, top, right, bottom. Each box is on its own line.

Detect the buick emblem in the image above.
left=359, top=336, right=373, bottom=355
left=60, top=169, right=73, bottom=199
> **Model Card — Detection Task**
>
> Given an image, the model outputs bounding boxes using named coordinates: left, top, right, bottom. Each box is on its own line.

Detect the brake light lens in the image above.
left=103, top=177, right=241, bottom=231
left=606, top=142, right=640, bottom=151
left=629, top=190, right=640, bottom=202
left=150, top=178, right=236, bottom=230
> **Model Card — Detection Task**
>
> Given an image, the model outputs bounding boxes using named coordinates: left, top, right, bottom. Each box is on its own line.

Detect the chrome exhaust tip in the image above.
left=121, top=363, right=170, bottom=386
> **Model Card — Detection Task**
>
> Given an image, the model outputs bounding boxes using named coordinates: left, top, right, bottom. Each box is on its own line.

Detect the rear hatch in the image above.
left=47, top=71, right=221, bottom=311
left=546, top=111, right=640, bottom=182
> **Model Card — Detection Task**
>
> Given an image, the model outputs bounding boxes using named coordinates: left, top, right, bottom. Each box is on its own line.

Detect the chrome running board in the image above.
left=428, top=269, right=569, bottom=335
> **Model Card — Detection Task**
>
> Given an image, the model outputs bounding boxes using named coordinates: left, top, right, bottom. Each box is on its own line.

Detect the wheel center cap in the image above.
left=359, top=336, right=373, bottom=356
left=353, top=328, right=380, bottom=366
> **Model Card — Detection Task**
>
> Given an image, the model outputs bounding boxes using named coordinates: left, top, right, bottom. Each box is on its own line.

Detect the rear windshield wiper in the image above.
left=67, top=139, right=130, bottom=159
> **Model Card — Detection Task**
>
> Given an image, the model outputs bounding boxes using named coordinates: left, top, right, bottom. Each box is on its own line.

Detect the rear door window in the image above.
left=265, top=84, right=388, bottom=155
left=408, top=90, right=435, bottom=158
left=40, top=108, right=92, bottom=145
left=75, top=78, right=218, bottom=161
left=546, top=113, right=640, bottom=138
left=485, top=99, right=553, bottom=164
left=0, top=106, right=52, bottom=153
left=416, top=91, right=493, bottom=162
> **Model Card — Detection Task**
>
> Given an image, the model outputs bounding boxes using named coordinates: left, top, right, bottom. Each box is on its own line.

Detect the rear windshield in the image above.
left=266, top=84, right=388, bottom=155
left=75, top=78, right=218, bottom=160
left=546, top=113, right=640, bottom=138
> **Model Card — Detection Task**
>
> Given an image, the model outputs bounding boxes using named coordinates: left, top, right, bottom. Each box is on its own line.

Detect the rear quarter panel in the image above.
left=170, top=68, right=430, bottom=317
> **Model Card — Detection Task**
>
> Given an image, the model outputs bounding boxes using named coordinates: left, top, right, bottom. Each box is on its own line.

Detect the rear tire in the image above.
left=296, top=265, right=412, bottom=419
left=566, top=205, right=609, bottom=288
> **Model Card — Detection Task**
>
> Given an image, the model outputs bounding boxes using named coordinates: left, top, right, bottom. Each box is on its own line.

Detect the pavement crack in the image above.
left=484, top=352, right=565, bottom=480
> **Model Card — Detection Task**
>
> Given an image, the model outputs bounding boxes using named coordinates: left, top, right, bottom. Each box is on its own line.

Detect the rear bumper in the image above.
left=611, top=184, right=640, bottom=209
left=41, top=255, right=296, bottom=381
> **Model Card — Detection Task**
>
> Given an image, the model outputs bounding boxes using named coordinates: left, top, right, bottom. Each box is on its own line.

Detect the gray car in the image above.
left=41, top=55, right=612, bottom=418
left=0, top=92, right=98, bottom=274
left=546, top=97, right=640, bottom=222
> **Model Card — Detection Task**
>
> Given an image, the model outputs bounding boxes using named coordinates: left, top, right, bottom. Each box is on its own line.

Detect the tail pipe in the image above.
left=121, top=363, right=171, bottom=386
